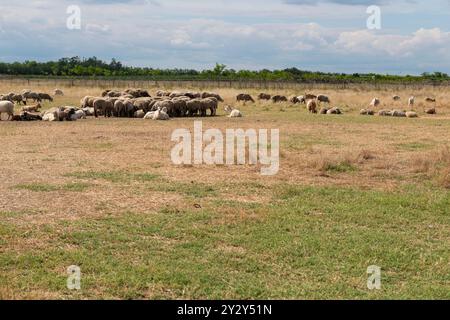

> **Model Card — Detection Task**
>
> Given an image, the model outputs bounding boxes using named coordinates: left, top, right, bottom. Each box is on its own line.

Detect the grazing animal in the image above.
left=291, top=96, right=306, bottom=104
left=201, top=92, right=224, bottom=102
left=54, top=89, right=64, bottom=96
left=425, top=108, right=436, bottom=115
left=24, top=92, right=41, bottom=102
left=408, top=96, right=415, bottom=109
left=393, top=95, right=401, bottom=101
left=0, top=101, right=15, bottom=120
left=307, top=100, right=317, bottom=114
left=370, top=98, right=381, bottom=108
left=22, top=103, right=42, bottom=113
left=317, top=94, right=330, bottom=104
left=272, top=95, right=288, bottom=103
left=93, top=99, right=114, bottom=118
left=236, top=93, right=255, bottom=103
left=38, top=93, right=53, bottom=102
left=258, top=93, right=271, bottom=100
left=10, top=94, right=26, bottom=105
left=304, top=93, right=317, bottom=100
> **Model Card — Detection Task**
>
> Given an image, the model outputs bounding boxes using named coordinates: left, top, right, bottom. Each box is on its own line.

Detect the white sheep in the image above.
left=370, top=98, right=380, bottom=108
left=0, top=101, right=14, bottom=120
left=408, top=96, right=415, bottom=109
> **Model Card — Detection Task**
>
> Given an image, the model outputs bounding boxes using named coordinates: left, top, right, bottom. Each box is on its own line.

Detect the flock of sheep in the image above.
left=0, top=87, right=440, bottom=122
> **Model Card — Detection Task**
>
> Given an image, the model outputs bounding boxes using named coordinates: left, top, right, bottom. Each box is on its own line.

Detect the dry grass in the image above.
left=0, top=83, right=449, bottom=299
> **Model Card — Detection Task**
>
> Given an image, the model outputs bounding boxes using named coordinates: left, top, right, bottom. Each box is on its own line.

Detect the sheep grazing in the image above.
left=304, top=93, right=317, bottom=100
left=271, top=95, right=288, bottom=103
left=425, top=108, right=436, bottom=115
left=0, top=101, right=15, bottom=120
left=370, top=98, right=381, bottom=108
left=294, top=95, right=306, bottom=104
left=236, top=93, right=255, bottom=103
left=307, top=100, right=317, bottom=114
left=317, top=94, right=330, bottom=104
left=392, top=95, right=401, bottom=101
left=23, top=92, right=41, bottom=102
left=201, top=92, right=224, bottom=102
left=38, top=93, right=53, bottom=102
left=54, top=89, right=64, bottom=96
left=93, top=99, right=114, bottom=118
left=258, top=93, right=271, bottom=101
left=22, top=103, right=42, bottom=113
left=10, top=94, right=26, bottom=105
left=408, top=96, right=415, bottom=109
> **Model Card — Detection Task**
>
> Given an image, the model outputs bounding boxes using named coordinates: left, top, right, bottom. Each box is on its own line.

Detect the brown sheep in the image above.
left=93, top=99, right=114, bottom=118
left=22, top=103, right=42, bottom=113
left=307, top=100, right=317, bottom=114
left=236, top=93, right=255, bottom=103
left=258, top=93, right=271, bottom=100
left=272, top=95, right=288, bottom=103
left=38, top=93, right=54, bottom=102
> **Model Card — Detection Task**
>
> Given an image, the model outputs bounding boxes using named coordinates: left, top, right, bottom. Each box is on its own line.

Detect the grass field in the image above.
left=0, top=84, right=449, bottom=299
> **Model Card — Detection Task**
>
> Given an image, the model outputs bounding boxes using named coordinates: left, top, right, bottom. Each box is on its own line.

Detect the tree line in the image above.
left=0, top=57, right=448, bottom=83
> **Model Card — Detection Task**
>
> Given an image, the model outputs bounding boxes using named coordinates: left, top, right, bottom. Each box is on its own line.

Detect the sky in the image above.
left=0, top=0, right=449, bottom=74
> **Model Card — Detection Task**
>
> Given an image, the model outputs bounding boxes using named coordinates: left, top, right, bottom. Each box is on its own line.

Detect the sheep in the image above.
left=42, top=107, right=74, bottom=122
left=408, top=96, right=415, bottom=109
left=319, top=107, right=329, bottom=114
left=224, top=105, right=242, bottom=118
left=21, top=103, right=42, bottom=113
left=70, top=110, right=86, bottom=121
left=425, top=97, right=436, bottom=103
left=10, top=94, right=26, bottom=105
left=186, top=99, right=202, bottom=117
left=370, top=98, right=381, bottom=108
left=326, top=107, right=342, bottom=115
left=258, top=93, right=271, bottom=100
left=82, top=107, right=95, bottom=116
left=12, top=112, right=42, bottom=121
left=391, top=110, right=406, bottom=117
left=392, top=95, right=401, bottom=101
left=144, top=107, right=169, bottom=120
left=229, top=109, right=243, bottom=118
left=54, top=89, right=64, bottom=96
left=306, top=100, right=317, bottom=114
left=271, top=95, right=288, bottom=103
left=201, top=98, right=218, bottom=116
left=134, top=110, right=146, bottom=118
left=171, top=99, right=188, bottom=117
left=23, top=92, right=41, bottom=102
left=378, top=110, right=392, bottom=116
left=425, top=108, right=436, bottom=115
left=153, top=100, right=175, bottom=116
left=290, top=96, right=306, bottom=104
left=360, top=109, right=375, bottom=116
left=38, top=93, right=54, bottom=102
left=156, top=90, right=171, bottom=97
left=236, top=93, right=255, bottom=103
left=0, top=101, right=15, bottom=120
left=304, top=93, right=317, bottom=100
left=93, top=99, right=114, bottom=118
left=201, top=92, right=224, bottom=102
left=317, top=94, right=330, bottom=104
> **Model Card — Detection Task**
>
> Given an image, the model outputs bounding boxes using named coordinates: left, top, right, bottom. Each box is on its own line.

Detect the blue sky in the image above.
left=0, top=0, right=449, bottom=74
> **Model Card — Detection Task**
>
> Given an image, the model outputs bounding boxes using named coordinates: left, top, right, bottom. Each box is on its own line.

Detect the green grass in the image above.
left=323, top=160, right=357, bottom=173
left=65, top=171, right=160, bottom=183
left=1, top=184, right=448, bottom=299
left=14, top=182, right=92, bottom=193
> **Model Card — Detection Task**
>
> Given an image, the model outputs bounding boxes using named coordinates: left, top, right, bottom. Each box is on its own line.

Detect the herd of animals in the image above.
left=0, top=87, right=441, bottom=121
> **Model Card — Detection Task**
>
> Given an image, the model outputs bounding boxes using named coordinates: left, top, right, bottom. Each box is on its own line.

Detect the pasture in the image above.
left=0, top=83, right=449, bottom=299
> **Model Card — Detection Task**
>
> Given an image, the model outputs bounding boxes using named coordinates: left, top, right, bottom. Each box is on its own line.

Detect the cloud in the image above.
left=0, top=0, right=448, bottom=74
